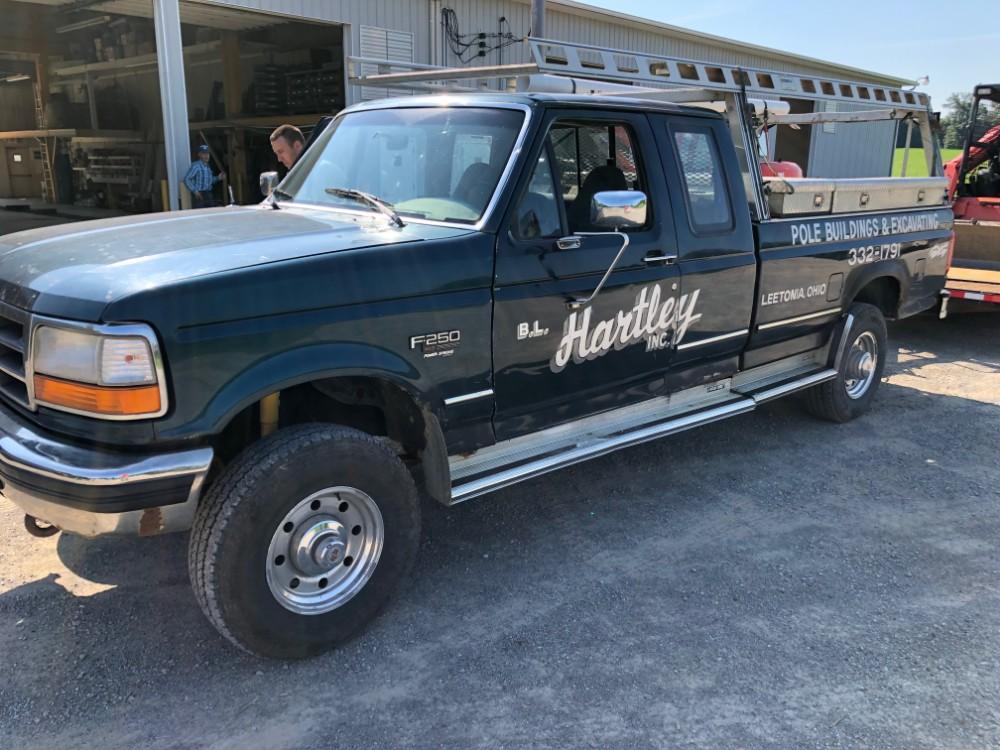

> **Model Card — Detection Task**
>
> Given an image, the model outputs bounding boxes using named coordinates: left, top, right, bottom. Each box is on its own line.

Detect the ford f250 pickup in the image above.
left=0, top=83, right=952, bottom=657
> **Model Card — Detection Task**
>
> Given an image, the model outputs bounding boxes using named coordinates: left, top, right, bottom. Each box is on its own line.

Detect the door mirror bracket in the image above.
left=566, top=190, right=647, bottom=310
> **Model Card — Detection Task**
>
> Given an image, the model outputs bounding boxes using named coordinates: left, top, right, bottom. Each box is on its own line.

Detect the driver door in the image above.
left=492, top=111, right=685, bottom=440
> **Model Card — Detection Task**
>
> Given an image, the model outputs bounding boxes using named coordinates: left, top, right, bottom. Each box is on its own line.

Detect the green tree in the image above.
left=940, top=92, right=1000, bottom=150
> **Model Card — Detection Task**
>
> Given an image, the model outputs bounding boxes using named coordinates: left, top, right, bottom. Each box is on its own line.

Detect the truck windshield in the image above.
left=280, top=107, right=525, bottom=224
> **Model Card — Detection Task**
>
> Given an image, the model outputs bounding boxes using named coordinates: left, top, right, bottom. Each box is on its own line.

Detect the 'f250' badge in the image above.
left=410, top=330, right=460, bottom=359
left=550, top=283, right=701, bottom=373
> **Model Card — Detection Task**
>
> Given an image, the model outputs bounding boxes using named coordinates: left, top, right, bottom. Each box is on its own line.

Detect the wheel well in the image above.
left=213, top=377, right=450, bottom=504
left=852, top=276, right=900, bottom=319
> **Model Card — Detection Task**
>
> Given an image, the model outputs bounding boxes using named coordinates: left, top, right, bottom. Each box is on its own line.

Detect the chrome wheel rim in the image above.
left=266, top=486, right=384, bottom=615
left=844, top=330, right=878, bottom=400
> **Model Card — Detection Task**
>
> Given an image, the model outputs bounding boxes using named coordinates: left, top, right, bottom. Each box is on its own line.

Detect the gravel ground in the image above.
left=1, top=312, right=998, bottom=749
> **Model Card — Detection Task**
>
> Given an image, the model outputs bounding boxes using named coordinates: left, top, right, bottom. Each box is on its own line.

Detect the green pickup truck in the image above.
left=0, top=91, right=951, bottom=657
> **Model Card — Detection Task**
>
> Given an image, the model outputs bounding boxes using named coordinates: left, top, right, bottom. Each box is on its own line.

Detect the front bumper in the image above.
left=0, top=403, right=212, bottom=537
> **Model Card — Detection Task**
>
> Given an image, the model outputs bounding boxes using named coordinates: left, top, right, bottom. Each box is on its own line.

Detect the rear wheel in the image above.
left=804, top=302, right=888, bottom=423
left=189, top=424, right=420, bottom=659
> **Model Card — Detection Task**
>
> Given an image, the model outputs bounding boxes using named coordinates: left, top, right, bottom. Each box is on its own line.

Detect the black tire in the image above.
left=804, top=302, right=888, bottom=423
left=188, top=424, right=420, bottom=659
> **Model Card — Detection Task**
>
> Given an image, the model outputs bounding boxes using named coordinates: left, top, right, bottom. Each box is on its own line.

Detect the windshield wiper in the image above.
left=324, top=187, right=404, bottom=227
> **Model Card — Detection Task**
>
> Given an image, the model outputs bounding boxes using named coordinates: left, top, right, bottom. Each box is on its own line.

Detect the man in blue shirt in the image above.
left=183, top=145, right=225, bottom=208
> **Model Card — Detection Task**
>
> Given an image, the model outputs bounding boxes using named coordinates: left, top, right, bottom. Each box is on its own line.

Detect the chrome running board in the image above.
left=448, top=355, right=839, bottom=504
left=450, top=398, right=754, bottom=503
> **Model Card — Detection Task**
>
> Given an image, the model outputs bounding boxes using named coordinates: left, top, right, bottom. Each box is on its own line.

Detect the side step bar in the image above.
left=749, top=368, right=838, bottom=404
left=449, top=367, right=837, bottom=504
left=451, top=399, right=753, bottom=503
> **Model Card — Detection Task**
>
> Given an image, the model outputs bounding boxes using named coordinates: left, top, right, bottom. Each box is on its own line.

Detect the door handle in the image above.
left=556, top=236, right=582, bottom=250
left=642, top=251, right=677, bottom=266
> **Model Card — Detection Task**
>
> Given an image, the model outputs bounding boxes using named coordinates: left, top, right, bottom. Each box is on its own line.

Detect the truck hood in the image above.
left=0, top=205, right=473, bottom=318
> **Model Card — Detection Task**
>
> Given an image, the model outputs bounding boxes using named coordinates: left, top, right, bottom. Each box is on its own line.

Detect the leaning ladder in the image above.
left=32, top=83, right=56, bottom=204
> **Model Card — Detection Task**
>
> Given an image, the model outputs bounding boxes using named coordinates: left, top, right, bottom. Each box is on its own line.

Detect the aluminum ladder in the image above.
left=32, top=83, right=56, bottom=204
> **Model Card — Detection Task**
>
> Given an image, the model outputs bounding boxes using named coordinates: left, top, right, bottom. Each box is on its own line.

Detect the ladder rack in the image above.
left=523, top=39, right=930, bottom=111
left=346, top=36, right=943, bottom=206
left=349, top=37, right=932, bottom=113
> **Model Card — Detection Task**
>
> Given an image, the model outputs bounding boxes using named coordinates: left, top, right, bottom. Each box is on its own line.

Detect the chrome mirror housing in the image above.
left=259, top=171, right=279, bottom=198
left=591, top=190, right=647, bottom=231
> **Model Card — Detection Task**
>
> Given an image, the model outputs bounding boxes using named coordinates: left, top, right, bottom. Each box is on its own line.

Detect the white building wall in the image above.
left=207, top=0, right=884, bottom=84
left=434, top=0, right=845, bottom=78
left=204, top=0, right=904, bottom=177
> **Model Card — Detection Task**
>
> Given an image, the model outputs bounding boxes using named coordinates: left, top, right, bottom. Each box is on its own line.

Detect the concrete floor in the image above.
left=0, top=201, right=127, bottom=237
left=0, top=208, right=76, bottom=236
left=0, top=312, right=999, bottom=749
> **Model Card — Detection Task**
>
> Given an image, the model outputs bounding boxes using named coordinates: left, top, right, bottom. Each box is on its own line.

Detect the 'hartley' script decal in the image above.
left=550, top=284, right=702, bottom=372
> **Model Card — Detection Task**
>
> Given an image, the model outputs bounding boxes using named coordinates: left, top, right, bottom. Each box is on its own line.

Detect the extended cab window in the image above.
left=513, top=121, right=646, bottom=238
left=671, top=125, right=733, bottom=233
left=281, top=107, right=524, bottom=224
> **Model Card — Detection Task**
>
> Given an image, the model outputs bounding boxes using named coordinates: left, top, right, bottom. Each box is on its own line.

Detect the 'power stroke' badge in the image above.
left=410, top=330, right=461, bottom=359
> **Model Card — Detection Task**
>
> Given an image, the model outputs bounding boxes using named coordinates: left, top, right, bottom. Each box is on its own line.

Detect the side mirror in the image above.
left=567, top=190, right=648, bottom=311
left=591, top=190, right=647, bottom=231
left=259, top=171, right=279, bottom=197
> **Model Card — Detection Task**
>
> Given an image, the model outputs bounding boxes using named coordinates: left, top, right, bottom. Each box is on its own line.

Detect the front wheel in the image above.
left=804, top=302, right=888, bottom=423
left=188, top=425, right=421, bottom=659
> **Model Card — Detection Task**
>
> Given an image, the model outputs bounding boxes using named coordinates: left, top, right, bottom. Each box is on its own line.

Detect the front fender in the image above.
left=155, top=341, right=439, bottom=441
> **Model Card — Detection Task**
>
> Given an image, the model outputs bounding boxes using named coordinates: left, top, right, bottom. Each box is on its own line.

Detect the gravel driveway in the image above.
left=1, top=312, right=998, bottom=749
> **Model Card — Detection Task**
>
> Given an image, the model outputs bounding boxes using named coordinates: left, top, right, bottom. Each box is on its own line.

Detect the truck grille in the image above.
left=0, top=301, right=30, bottom=408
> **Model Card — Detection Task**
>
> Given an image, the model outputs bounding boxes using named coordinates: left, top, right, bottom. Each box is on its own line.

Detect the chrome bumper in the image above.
left=0, top=404, right=212, bottom=537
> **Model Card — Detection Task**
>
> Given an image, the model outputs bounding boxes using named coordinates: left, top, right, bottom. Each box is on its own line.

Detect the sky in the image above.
left=585, top=0, right=992, bottom=112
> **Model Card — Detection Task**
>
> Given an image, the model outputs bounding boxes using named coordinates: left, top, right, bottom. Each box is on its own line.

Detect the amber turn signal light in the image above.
left=34, top=374, right=161, bottom=417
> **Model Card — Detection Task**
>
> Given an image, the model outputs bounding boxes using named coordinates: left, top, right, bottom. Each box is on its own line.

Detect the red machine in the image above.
left=943, top=84, right=1000, bottom=310
left=945, top=118, right=1000, bottom=221
left=759, top=159, right=804, bottom=179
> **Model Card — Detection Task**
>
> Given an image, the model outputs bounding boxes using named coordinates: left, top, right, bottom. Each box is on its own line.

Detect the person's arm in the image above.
left=183, top=163, right=201, bottom=195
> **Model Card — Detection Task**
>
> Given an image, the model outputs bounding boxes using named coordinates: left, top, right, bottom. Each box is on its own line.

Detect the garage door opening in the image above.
left=0, top=0, right=345, bottom=212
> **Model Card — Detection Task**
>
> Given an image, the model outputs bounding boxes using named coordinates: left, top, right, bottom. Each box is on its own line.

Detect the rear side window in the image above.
left=671, top=125, right=733, bottom=233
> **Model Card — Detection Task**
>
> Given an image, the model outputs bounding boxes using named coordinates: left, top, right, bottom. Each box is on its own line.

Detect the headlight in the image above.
left=31, top=324, right=165, bottom=419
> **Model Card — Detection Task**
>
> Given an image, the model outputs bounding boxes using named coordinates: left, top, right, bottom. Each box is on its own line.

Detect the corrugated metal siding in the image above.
left=808, top=102, right=896, bottom=178
left=434, top=0, right=861, bottom=79
left=359, top=25, right=414, bottom=100
left=209, top=0, right=888, bottom=83
left=205, top=0, right=429, bottom=62
left=204, top=0, right=897, bottom=173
